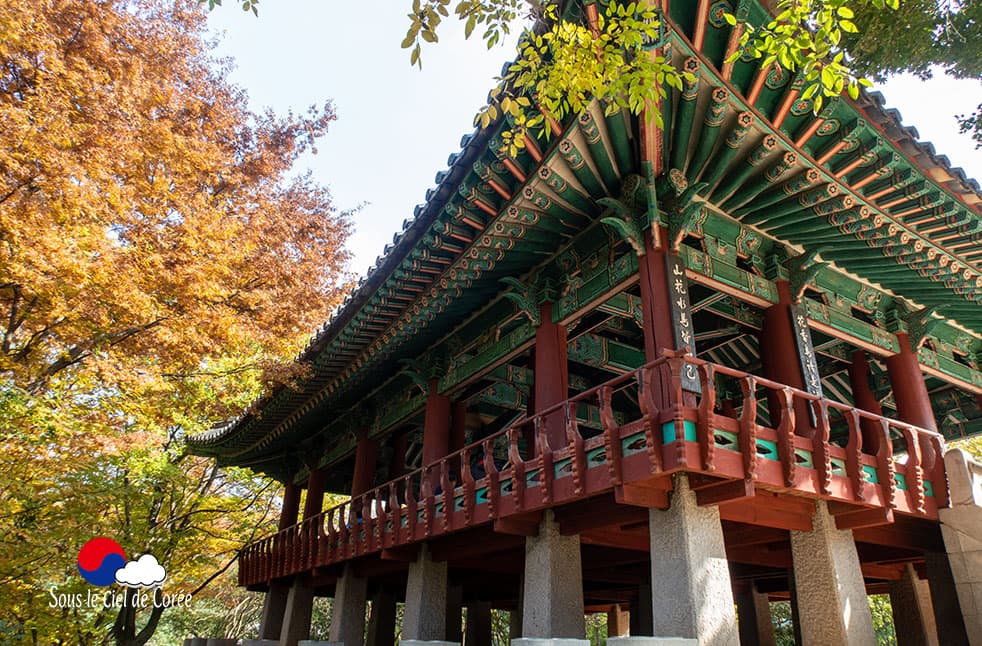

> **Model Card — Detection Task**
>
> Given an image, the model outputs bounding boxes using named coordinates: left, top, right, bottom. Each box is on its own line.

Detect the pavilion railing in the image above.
left=238, top=351, right=949, bottom=587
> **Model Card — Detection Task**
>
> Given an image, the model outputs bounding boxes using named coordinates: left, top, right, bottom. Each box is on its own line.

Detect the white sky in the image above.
left=207, top=2, right=982, bottom=280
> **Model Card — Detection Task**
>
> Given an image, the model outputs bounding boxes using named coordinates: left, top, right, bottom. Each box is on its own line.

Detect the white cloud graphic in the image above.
left=114, top=554, right=166, bottom=588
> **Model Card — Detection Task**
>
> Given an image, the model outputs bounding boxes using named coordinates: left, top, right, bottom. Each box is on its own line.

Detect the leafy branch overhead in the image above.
left=399, top=0, right=955, bottom=153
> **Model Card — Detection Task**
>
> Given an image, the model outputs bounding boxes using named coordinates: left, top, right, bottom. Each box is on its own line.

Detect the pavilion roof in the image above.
left=187, top=2, right=982, bottom=479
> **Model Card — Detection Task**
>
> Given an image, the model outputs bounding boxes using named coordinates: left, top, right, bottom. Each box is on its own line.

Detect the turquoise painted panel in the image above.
left=895, top=473, right=908, bottom=491
left=830, top=457, right=846, bottom=476
left=476, top=487, right=488, bottom=505
left=453, top=495, right=465, bottom=511
left=526, top=467, right=541, bottom=487
left=662, top=420, right=697, bottom=443
left=500, top=478, right=513, bottom=494
left=586, top=447, right=607, bottom=466
left=622, top=432, right=647, bottom=456
left=862, top=465, right=878, bottom=483
left=385, top=521, right=392, bottom=532
left=925, top=480, right=935, bottom=498
left=794, top=449, right=814, bottom=469
left=713, top=430, right=739, bottom=450
left=435, top=501, right=444, bottom=515
left=554, top=458, right=573, bottom=477
left=756, top=438, right=779, bottom=461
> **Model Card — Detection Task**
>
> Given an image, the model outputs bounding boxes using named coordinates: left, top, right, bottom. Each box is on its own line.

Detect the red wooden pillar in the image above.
left=638, top=227, right=695, bottom=409
left=758, top=280, right=817, bottom=438
left=279, top=479, right=302, bottom=530
left=303, top=467, right=328, bottom=519
left=352, top=432, right=378, bottom=497
left=450, top=400, right=467, bottom=480
left=390, top=432, right=408, bottom=479
left=423, top=379, right=451, bottom=487
left=848, top=350, right=883, bottom=455
left=534, top=301, right=569, bottom=451
left=886, top=332, right=938, bottom=473
left=638, top=230, right=677, bottom=366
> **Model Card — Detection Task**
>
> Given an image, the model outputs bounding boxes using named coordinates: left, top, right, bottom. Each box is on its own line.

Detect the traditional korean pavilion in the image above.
left=188, top=1, right=982, bottom=644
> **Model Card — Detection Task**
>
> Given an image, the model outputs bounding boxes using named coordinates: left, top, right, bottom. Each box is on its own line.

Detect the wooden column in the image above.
left=638, top=230, right=678, bottom=410
left=303, top=467, right=327, bottom=519
left=886, top=332, right=938, bottom=474
left=280, top=480, right=302, bottom=530
left=759, top=280, right=817, bottom=438
left=390, top=432, right=408, bottom=480
left=352, top=432, right=378, bottom=497
left=848, top=350, right=884, bottom=455
left=421, top=378, right=452, bottom=490
left=450, top=400, right=467, bottom=479
left=607, top=604, right=629, bottom=637
left=534, top=301, right=569, bottom=451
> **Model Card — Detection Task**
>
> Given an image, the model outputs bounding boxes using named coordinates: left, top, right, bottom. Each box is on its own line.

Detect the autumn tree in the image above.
left=0, top=0, right=350, bottom=643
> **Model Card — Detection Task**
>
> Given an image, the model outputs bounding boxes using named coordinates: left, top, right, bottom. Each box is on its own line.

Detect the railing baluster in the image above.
left=535, top=417, right=554, bottom=504
left=776, top=387, right=797, bottom=487
left=638, top=366, right=664, bottom=472
left=404, top=474, right=417, bottom=541
left=461, top=446, right=475, bottom=525
left=508, top=427, right=526, bottom=511
left=845, top=409, right=866, bottom=502
left=812, top=399, right=832, bottom=496
left=665, top=353, right=687, bottom=467
left=930, top=434, right=949, bottom=507
left=738, top=375, right=759, bottom=483
left=484, top=438, right=500, bottom=519
left=440, top=460, right=452, bottom=533
left=900, top=424, right=925, bottom=514
left=600, top=385, right=623, bottom=485
left=877, top=420, right=897, bottom=510
left=696, top=362, right=716, bottom=471
left=421, top=467, right=434, bottom=538
left=566, top=401, right=586, bottom=495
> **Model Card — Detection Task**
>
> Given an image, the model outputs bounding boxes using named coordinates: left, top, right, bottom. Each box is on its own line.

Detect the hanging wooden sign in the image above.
left=666, top=253, right=701, bottom=394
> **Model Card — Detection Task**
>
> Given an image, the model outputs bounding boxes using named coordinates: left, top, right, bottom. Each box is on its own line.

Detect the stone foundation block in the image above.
left=399, top=641, right=460, bottom=646
left=511, top=640, right=589, bottom=646
left=239, top=641, right=278, bottom=646
left=298, top=641, right=341, bottom=646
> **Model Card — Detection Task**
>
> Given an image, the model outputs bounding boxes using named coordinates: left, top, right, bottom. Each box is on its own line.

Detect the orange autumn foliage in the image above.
left=0, top=0, right=351, bottom=398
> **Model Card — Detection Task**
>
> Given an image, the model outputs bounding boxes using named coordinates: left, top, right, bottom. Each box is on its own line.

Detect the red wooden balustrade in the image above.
left=237, top=352, right=949, bottom=587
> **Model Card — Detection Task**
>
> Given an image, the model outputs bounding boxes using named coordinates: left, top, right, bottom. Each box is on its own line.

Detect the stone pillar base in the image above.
left=240, top=641, right=279, bottom=646
left=298, top=641, right=341, bottom=646
left=399, top=641, right=461, bottom=646
left=511, top=640, right=589, bottom=646
left=607, top=639, right=697, bottom=646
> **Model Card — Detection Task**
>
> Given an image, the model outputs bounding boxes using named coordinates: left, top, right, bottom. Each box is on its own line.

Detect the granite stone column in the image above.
left=648, top=475, right=738, bottom=645
left=518, top=510, right=587, bottom=642
left=734, top=583, right=775, bottom=646
left=790, top=500, right=876, bottom=645
left=402, top=544, right=453, bottom=644
left=279, top=580, right=315, bottom=646
left=889, top=563, right=938, bottom=646
left=329, top=564, right=368, bottom=646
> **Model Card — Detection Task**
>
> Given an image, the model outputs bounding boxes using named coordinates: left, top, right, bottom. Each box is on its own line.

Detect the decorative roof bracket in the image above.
left=783, top=247, right=829, bottom=302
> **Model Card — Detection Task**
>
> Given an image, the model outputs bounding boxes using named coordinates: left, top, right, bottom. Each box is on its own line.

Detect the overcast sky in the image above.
left=207, top=1, right=982, bottom=281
